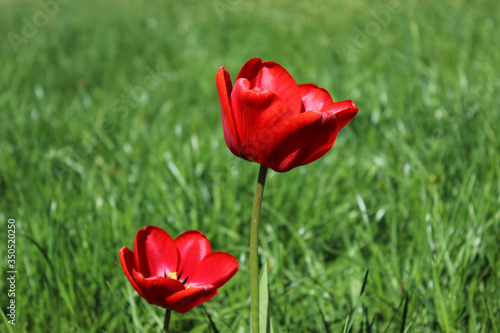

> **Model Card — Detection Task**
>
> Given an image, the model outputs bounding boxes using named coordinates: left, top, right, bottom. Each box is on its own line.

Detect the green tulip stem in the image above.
left=250, top=165, right=268, bottom=333
left=162, top=309, right=171, bottom=333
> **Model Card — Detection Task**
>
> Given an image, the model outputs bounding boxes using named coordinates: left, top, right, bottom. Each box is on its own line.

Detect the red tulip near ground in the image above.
left=119, top=226, right=238, bottom=313
left=216, top=58, right=358, bottom=172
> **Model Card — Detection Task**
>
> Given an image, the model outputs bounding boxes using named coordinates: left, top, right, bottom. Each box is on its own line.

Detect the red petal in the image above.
left=134, top=226, right=179, bottom=278
left=119, top=247, right=146, bottom=299
left=174, top=230, right=212, bottom=283
left=298, top=83, right=334, bottom=111
left=236, top=58, right=263, bottom=81
left=188, top=252, right=239, bottom=288
left=165, top=285, right=217, bottom=313
left=298, top=85, right=358, bottom=130
left=325, top=100, right=358, bottom=131
left=260, top=100, right=358, bottom=171
left=228, top=78, right=251, bottom=159
left=216, top=67, right=243, bottom=159
left=237, top=58, right=302, bottom=114
left=299, top=83, right=358, bottom=131
left=230, top=79, right=295, bottom=162
left=132, top=269, right=185, bottom=308
left=259, top=111, right=339, bottom=172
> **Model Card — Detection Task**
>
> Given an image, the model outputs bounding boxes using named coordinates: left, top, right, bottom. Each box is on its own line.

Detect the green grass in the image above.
left=1, top=0, right=499, bottom=331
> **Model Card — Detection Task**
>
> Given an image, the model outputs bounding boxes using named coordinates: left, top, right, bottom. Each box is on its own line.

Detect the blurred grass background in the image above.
left=1, top=0, right=499, bottom=331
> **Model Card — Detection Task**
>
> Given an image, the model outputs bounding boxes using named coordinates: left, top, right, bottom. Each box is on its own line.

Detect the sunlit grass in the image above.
left=0, top=0, right=499, bottom=331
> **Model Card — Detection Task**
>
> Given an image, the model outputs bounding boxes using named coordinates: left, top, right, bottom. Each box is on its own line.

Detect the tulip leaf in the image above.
left=259, top=261, right=272, bottom=333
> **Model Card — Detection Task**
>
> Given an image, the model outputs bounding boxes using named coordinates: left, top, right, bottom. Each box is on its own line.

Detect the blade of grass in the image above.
left=259, top=260, right=271, bottom=333
left=316, top=300, right=331, bottom=333
left=345, top=270, right=369, bottom=332
left=202, top=305, right=219, bottom=333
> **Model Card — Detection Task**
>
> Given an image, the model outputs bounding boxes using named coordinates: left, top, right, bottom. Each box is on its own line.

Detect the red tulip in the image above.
left=119, top=226, right=238, bottom=313
left=216, top=58, right=359, bottom=172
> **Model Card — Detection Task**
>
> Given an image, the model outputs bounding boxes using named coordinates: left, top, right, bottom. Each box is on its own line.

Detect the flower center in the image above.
left=164, top=269, right=190, bottom=287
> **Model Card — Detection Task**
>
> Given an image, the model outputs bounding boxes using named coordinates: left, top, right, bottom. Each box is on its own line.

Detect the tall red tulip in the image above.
left=216, top=58, right=358, bottom=172
left=119, top=226, right=238, bottom=313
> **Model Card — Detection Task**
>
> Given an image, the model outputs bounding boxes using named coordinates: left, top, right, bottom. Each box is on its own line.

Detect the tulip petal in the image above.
left=258, top=111, right=339, bottom=172
left=260, top=100, right=358, bottom=171
left=134, top=226, right=179, bottom=278
left=237, top=58, right=302, bottom=114
left=324, top=100, right=358, bottom=131
left=119, top=247, right=147, bottom=299
left=188, top=252, right=239, bottom=288
left=132, top=269, right=186, bottom=308
left=298, top=83, right=334, bottom=111
left=231, top=79, right=295, bottom=162
left=299, top=84, right=358, bottom=130
left=216, top=67, right=243, bottom=159
left=165, top=285, right=218, bottom=313
left=227, top=78, right=251, bottom=159
left=236, top=58, right=263, bottom=81
left=174, top=230, right=212, bottom=283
